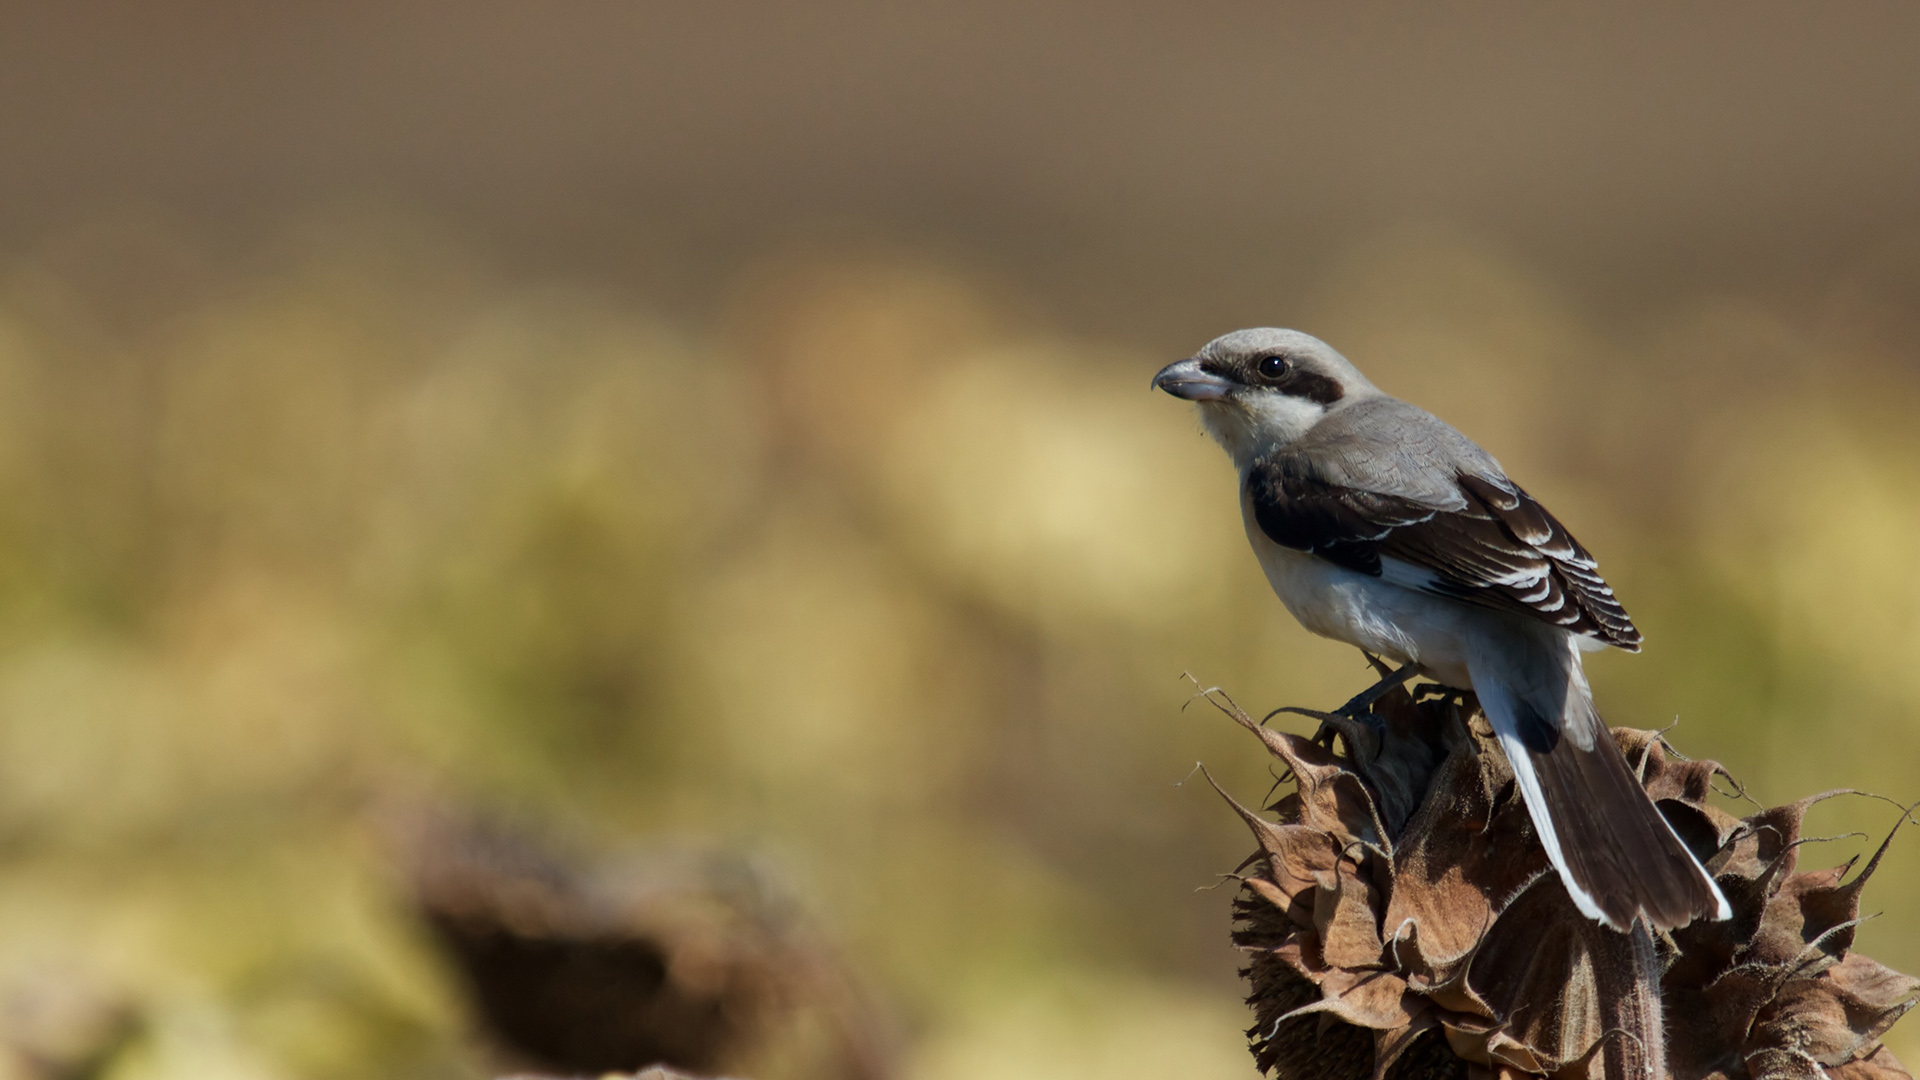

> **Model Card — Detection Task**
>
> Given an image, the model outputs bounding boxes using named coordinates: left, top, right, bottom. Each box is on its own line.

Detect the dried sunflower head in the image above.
left=1210, top=685, right=1918, bottom=1080
left=393, top=811, right=895, bottom=1080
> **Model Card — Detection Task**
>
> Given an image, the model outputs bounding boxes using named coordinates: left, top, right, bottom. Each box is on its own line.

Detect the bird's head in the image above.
left=1152, top=328, right=1377, bottom=467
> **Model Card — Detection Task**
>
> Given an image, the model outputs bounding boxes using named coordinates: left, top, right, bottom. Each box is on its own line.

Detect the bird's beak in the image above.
left=1151, top=358, right=1234, bottom=401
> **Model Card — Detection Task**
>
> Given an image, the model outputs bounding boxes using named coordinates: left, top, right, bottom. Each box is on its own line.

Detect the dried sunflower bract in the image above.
left=1209, top=683, right=1919, bottom=1080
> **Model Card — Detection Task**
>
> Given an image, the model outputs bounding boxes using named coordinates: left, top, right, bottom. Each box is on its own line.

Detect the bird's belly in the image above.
left=1246, top=529, right=1477, bottom=689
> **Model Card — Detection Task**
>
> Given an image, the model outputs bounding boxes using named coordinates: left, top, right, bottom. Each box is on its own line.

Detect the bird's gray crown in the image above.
left=1194, top=328, right=1379, bottom=404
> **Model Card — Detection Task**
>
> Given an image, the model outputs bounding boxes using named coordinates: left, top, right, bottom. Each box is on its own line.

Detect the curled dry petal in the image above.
left=1222, top=684, right=1919, bottom=1080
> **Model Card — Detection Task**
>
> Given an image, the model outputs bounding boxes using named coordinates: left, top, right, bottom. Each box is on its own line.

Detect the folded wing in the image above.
left=1245, top=399, right=1642, bottom=650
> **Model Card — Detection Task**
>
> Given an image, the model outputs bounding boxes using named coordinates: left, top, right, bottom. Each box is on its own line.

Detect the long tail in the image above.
left=1470, top=633, right=1729, bottom=932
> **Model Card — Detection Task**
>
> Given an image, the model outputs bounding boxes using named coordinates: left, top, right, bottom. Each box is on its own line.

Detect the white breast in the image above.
left=1239, top=493, right=1478, bottom=689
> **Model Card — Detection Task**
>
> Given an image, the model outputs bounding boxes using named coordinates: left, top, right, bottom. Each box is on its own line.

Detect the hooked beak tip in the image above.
left=1151, top=358, right=1234, bottom=402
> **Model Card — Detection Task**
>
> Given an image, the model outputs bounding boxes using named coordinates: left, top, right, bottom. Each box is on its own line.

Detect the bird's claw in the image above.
left=1334, top=704, right=1382, bottom=732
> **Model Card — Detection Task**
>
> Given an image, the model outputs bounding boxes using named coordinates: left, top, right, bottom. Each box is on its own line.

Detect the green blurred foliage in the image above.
left=0, top=213, right=1915, bottom=1078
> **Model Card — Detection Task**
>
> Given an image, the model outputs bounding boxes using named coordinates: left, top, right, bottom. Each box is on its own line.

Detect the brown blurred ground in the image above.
left=0, top=3, right=1916, bottom=1079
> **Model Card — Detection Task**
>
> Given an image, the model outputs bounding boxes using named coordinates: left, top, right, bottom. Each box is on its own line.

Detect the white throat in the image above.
left=1197, top=392, right=1328, bottom=470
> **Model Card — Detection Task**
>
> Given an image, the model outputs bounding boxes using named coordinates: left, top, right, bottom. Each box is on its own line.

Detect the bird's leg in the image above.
left=1288, top=658, right=1427, bottom=761
left=1336, top=659, right=1424, bottom=720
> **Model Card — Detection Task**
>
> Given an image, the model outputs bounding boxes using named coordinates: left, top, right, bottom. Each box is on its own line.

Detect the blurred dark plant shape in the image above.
left=0, top=973, right=139, bottom=1080
left=499, top=1060, right=721, bottom=1068
left=1204, top=678, right=1919, bottom=1080
left=393, top=811, right=894, bottom=1080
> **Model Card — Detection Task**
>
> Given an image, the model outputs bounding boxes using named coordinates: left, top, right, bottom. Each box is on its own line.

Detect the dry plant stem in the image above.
left=1592, top=922, right=1666, bottom=1080
left=1207, top=678, right=1920, bottom=1080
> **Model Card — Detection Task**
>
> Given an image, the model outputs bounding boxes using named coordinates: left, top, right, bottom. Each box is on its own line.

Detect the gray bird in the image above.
left=1154, top=327, right=1727, bottom=932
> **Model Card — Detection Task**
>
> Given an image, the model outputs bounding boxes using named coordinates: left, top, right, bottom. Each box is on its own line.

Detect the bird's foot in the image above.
left=1276, top=660, right=1426, bottom=761
left=1335, top=659, right=1423, bottom=723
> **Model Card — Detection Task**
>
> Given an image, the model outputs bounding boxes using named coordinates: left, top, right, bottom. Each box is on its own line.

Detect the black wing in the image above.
left=1247, top=453, right=1642, bottom=650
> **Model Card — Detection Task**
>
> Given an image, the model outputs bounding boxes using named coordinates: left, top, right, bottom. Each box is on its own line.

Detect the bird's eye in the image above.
left=1256, top=355, right=1289, bottom=380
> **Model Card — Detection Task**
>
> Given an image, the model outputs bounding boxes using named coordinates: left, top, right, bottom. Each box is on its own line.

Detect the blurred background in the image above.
left=0, top=2, right=1918, bottom=1077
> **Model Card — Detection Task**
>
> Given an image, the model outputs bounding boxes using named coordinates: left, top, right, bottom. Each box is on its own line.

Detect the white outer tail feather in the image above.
left=1477, top=673, right=1733, bottom=928
left=1492, top=723, right=1611, bottom=925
